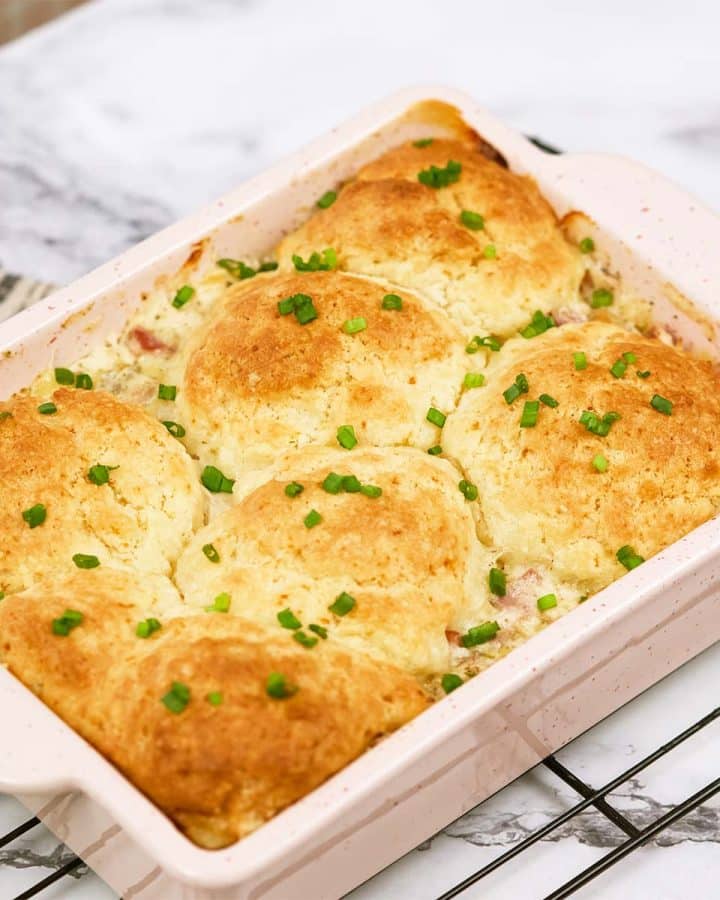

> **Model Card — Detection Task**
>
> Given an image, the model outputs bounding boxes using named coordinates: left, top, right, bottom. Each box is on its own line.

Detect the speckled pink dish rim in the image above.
left=1, top=87, right=720, bottom=900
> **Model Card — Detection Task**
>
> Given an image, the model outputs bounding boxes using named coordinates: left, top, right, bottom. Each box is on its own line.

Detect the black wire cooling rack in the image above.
left=3, top=137, right=719, bottom=900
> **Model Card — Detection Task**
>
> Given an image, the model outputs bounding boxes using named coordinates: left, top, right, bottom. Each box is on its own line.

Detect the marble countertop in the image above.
left=1, top=0, right=719, bottom=897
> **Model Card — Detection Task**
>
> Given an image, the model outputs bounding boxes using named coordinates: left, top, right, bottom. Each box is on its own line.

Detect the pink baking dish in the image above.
left=2, top=86, right=720, bottom=900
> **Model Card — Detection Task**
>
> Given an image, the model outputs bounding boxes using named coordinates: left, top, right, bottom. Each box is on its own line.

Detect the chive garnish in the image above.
left=163, top=421, right=186, bottom=438
left=483, top=244, right=497, bottom=259
left=317, top=190, right=337, bottom=209
left=277, top=608, right=302, bottom=630
left=592, top=454, right=609, bottom=473
left=426, top=407, right=447, bottom=428
left=381, top=293, right=403, bottom=310
left=360, top=484, right=382, bottom=498
left=342, top=317, right=367, bottom=334
left=488, top=567, right=506, bottom=597
left=520, top=400, right=540, bottom=428
left=417, top=159, right=462, bottom=189
left=162, top=681, right=190, bottom=714
left=304, top=509, right=322, bottom=528
left=202, top=543, right=220, bottom=563
left=617, top=544, right=645, bottom=570
left=22, top=503, right=46, bottom=528
left=329, top=591, right=356, bottom=616
left=207, top=691, right=224, bottom=706
left=413, top=137, right=434, bottom=148
left=579, top=237, right=595, bottom=253
left=37, top=402, right=57, bottom=415
left=158, top=384, right=177, bottom=401
left=285, top=481, right=304, bottom=498
left=201, top=465, right=234, bottom=493
left=292, top=248, right=337, bottom=271
left=322, top=472, right=344, bottom=494
left=590, top=288, right=613, bottom=308
left=205, top=592, right=231, bottom=613
left=171, top=284, right=195, bottom=308
left=51, top=609, right=84, bottom=637
left=309, top=623, right=328, bottom=639
left=441, top=673, right=463, bottom=694
left=54, top=367, right=74, bottom=386
left=217, top=259, right=256, bottom=279
left=610, top=358, right=627, bottom=379
left=458, top=479, right=478, bottom=501
left=136, top=617, right=161, bottom=638
left=650, top=394, right=673, bottom=415
left=293, top=630, right=319, bottom=649
left=461, top=621, right=500, bottom=647
left=503, top=373, right=529, bottom=405
left=637, top=370, right=651, bottom=379
left=266, top=672, right=297, bottom=699
left=336, top=425, right=358, bottom=449
left=75, top=373, right=93, bottom=390
left=537, top=593, right=558, bottom=611
left=427, top=445, right=443, bottom=455
left=579, top=410, right=620, bottom=436
left=72, top=554, right=100, bottom=569
left=87, top=464, right=116, bottom=485
left=520, top=310, right=554, bottom=339
left=460, top=210, right=485, bottom=230
left=341, top=475, right=362, bottom=493
left=463, top=372, right=485, bottom=389
left=539, top=393, right=559, bottom=408
left=573, top=351, right=588, bottom=371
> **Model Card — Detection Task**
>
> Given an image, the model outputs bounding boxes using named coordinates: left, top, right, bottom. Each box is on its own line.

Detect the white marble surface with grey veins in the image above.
left=1, top=0, right=720, bottom=897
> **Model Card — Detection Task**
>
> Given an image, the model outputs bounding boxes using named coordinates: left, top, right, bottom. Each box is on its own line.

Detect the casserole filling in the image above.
left=2, top=135, right=719, bottom=848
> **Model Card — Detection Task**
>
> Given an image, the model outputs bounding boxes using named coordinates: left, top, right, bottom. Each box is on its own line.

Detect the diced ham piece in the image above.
left=128, top=327, right=175, bottom=355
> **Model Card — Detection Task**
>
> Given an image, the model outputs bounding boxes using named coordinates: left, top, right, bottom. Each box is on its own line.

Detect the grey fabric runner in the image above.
left=0, top=266, right=55, bottom=323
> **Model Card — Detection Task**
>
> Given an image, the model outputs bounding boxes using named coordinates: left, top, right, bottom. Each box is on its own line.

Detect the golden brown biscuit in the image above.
left=0, top=389, right=205, bottom=594
left=277, top=138, right=585, bottom=336
left=0, top=569, right=429, bottom=848
left=176, top=270, right=468, bottom=476
left=443, top=321, right=720, bottom=593
left=175, top=447, right=495, bottom=676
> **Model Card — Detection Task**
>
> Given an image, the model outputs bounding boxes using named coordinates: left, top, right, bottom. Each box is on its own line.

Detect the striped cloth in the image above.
left=0, top=265, right=55, bottom=322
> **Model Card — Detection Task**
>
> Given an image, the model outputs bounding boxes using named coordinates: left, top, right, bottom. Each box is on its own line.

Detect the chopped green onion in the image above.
left=336, top=424, right=358, bottom=450
left=579, top=410, right=620, bottom=436
left=295, top=295, right=319, bottom=325
left=458, top=479, right=478, bottom=501
left=161, top=681, right=191, bottom=714
left=158, top=384, right=177, bottom=401
left=72, top=553, right=100, bottom=569
left=54, top=367, right=74, bottom=385
left=201, top=465, right=235, bottom=493
left=360, top=483, right=382, bottom=498
left=578, top=594, right=589, bottom=604
left=22, top=503, right=46, bottom=528
left=616, top=544, right=645, bottom=570
left=573, top=351, right=588, bottom=371
left=610, top=358, right=627, bottom=379
left=483, top=244, right=497, bottom=259
left=520, top=310, right=554, bottom=339
left=342, top=317, right=367, bottom=334
left=266, top=672, right=298, bottom=699
left=637, top=370, right=651, bottom=379
left=304, top=509, right=322, bottom=528
left=277, top=608, right=302, bottom=630
left=205, top=592, right=231, bottom=613
left=322, top=472, right=344, bottom=494
left=292, top=248, right=337, bottom=271
left=259, top=260, right=279, bottom=272
left=207, top=691, right=224, bottom=706
left=309, top=623, right=328, bottom=639
left=461, top=620, right=500, bottom=647
left=650, top=394, right=673, bottom=415
left=87, top=464, right=116, bottom=485
left=592, top=454, right=609, bottom=473
left=329, top=591, right=356, bottom=616
left=622, top=352, right=637, bottom=364
left=463, top=372, right=485, bottom=389
left=426, top=407, right=447, bottom=428
left=317, top=190, right=337, bottom=209
left=0, top=411, right=12, bottom=423
left=417, top=159, right=462, bottom=189
left=413, top=137, right=434, bottom=148
left=537, top=593, right=558, bottom=612
left=285, top=481, right=304, bottom=498
left=520, top=400, right=540, bottom=428
left=51, top=608, right=84, bottom=637
left=171, top=284, right=195, bottom=308
left=579, top=237, right=595, bottom=253
left=460, top=210, right=485, bottom=230
left=479, top=335, right=502, bottom=351
left=590, top=288, right=613, bottom=308
left=293, top=630, right=319, bottom=649
left=539, top=393, right=559, bottom=408
left=341, top=475, right=362, bottom=493
left=37, top=402, right=57, bottom=415
left=381, top=293, right=403, bottom=310
left=488, top=567, right=506, bottom=597
left=427, top=445, right=443, bottom=456
left=503, top=373, right=529, bottom=405
left=202, top=543, right=220, bottom=563
left=163, top=421, right=186, bottom=438
left=217, top=259, right=256, bottom=280
left=136, top=617, right=161, bottom=638
left=75, top=373, right=93, bottom=390
left=441, top=673, right=463, bottom=694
